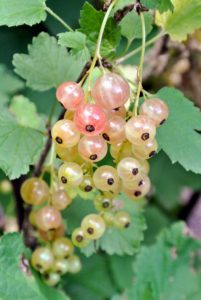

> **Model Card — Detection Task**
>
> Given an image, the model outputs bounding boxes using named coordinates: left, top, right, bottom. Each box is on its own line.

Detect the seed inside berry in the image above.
left=36, top=264, right=42, bottom=271
left=61, top=176, right=67, bottom=184
left=125, top=222, right=130, bottom=228
left=160, top=119, right=166, bottom=125
left=56, top=136, right=63, bottom=144
left=102, top=201, right=109, bottom=208
left=132, top=168, right=139, bottom=176
left=87, top=227, right=94, bottom=234
left=85, top=124, right=95, bottom=132
left=149, top=151, right=156, bottom=158
left=76, top=235, right=83, bottom=243
left=102, top=133, right=110, bottom=141
left=141, top=132, right=150, bottom=141
left=113, top=107, right=120, bottom=111
left=107, top=178, right=114, bottom=185
left=134, top=190, right=142, bottom=197
left=89, top=154, right=98, bottom=160
left=84, top=185, right=93, bottom=192
left=138, top=180, right=143, bottom=186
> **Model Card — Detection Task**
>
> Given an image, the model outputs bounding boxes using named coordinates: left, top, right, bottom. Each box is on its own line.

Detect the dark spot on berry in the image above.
left=90, top=154, right=98, bottom=160
left=102, top=201, right=110, bottom=208
left=138, top=180, right=144, bottom=186
left=61, top=176, right=67, bottom=184
left=125, top=222, right=130, bottom=228
left=36, top=264, right=42, bottom=271
left=160, top=119, right=166, bottom=125
left=64, top=255, right=70, bottom=259
left=107, top=178, right=114, bottom=185
left=132, top=168, right=139, bottom=176
left=44, top=273, right=49, bottom=280
left=113, top=107, right=120, bottom=111
left=141, top=132, right=150, bottom=141
left=76, top=235, right=83, bottom=243
left=102, top=133, right=110, bottom=141
left=84, top=185, right=93, bottom=192
left=57, top=270, right=62, bottom=275
left=48, top=228, right=56, bottom=232
left=86, top=124, right=95, bottom=132
left=134, top=190, right=142, bottom=197
left=87, top=227, right=94, bottom=235
left=149, top=151, right=156, bottom=158
left=56, top=136, right=63, bottom=144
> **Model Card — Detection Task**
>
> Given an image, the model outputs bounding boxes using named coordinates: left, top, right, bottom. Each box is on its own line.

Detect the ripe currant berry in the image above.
left=139, top=98, right=169, bottom=127
left=132, top=139, right=158, bottom=160
left=78, top=135, right=107, bottom=162
left=81, top=214, right=106, bottom=240
left=93, top=166, right=120, bottom=193
left=117, top=157, right=141, bottom=182
left=114, top=211, right=131, bottom=229
left=53, top=258, right=69, bottom=275
left=56, top=81, right=84, bottom=111
left=58, top=162, right=83, bottom=186
left=43, top=272, right=61, bottom=286
left=71, top=227, right=90, bottom=248
left=102, top=116, right=126, bottom=144
left=125, top=115, right=156, bottom=145
left=20, top=177, right=49, bottom=205
left=94, top=194, right=113, bottom=212
left=52, top=237, right=74, bottom=259
left=52, top=189, right=72, bottom=210
left=92, top=73, right=130, bottom=109
left=38, top=224, right=65, bottom=242
left=79, top=175, right=94, bottom=193
left=123, top=174, right=151, bottom=199
left=110, top=105, right=127, bottom=118
left=67, top=255, right=82, bottom=273
left=35, top=206, right=62, bottom=231
left=74, top=104, right=107, bottom=136
left=52, top=119, right=80, bottom=148
left=31, top=247, right=54, bottom=273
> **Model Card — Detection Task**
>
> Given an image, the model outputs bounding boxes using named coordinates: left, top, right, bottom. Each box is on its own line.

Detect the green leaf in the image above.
left=0, top=111, right=43, bottom=179
left=9, top=95, right=42, bottom=129
left=0, top=233, right=68, bottom=300
left=79, top=2, right=121, bottom=57
left=126, top=222, right=201, bottom=300
left=13, top=32, right=86, bottom=91
left=142, top=0, right=174, bottom=12
left=120, top=12, right=153, bottom=45
left=82, top=194, right=146, bottom=256
left=0, top=0, right=47, bottom=27
left=58, top=31, right=90, bottom=61
left=156, top=87, right=201, bottom=174
left=156, top=0, right=201, bottom=41
left=150, top=151, right=201, bottom=210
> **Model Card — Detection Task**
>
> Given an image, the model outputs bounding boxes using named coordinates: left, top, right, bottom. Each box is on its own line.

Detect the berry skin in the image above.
left=93, top=166, right=120, bottom=193
left=58, top=162, right=83, bottom=186
left=43, top=272, right=60, bottom=286
left=56, top=81, right=84, bottom=111
left=117, top=157, right=141, bottom=182
left=81, top=214, right=106, bottom=240
left=55, top=144, right=79, bottom=162
left=114, top=211, right=131, bottom=229
left=35, top=206, right=62, bottom=231
left=139, top=98, right=169, bottom=127
left=78, top=135, right=107, bottom=162
left=79, top=175, right=94, bottom=193
left=92, top=73, right=130, bottom=110
left=71, top=227, right=90, bottom=248
left=94, top=194, right=113, bottom=212
left=132, top=139, right=158, bottom=160
left=125, top=115, right=156, bottom=145
left=20, top=177, right=49, bottom=205
left=102, top=212, right=115, bottom=226
left=52, top=237, right=74, bottom=259
left=67, top=255, right=82, bottom=273
left=123, top=173, right=151, bottom=199
left=102, top=116, right=126, bottom=144
left=52, top=189, right=72, bottom=210
left=51, top=119, right=80, bottom=148
left=31, top=247, right=54, bottom=273
left=110, top=105, right=127, bottom=118
left=39, top=224, right=65, bottom=242
left=53, top=258, right=69, bottom=275
left=74, top=104, right=107, bottom=136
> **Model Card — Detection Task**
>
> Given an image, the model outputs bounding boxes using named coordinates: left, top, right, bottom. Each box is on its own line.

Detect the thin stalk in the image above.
left=133, top=12, right=146, bottom=116
left=45, top=6, right=73, bottom=32
left=116, top=32, right=163, bottom=65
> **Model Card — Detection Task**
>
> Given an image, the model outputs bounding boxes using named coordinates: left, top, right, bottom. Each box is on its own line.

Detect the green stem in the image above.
left=45, top=6, right=73, bottom=32
left=116, top=32, right=163, bottom=65
left=49, top=142, right=56, bottom=194
left=47, top=99, right=57, bottom=126
left=133, top=12, right=146, bottom=116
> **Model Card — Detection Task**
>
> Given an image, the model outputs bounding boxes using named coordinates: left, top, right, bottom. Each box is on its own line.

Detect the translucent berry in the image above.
left=102, top=212, right=115, bottom=226
left=56, top=81, right=84, bottom=111
left=79, top=175, right=94, bottom=193
left=53, top=258, right=69, bottom=275
left=52, top=189, right=72, bottom=210
left=58, top=162, right=83, bottom=186
left=68, top=255, right=82, bottom=273
left=117, top=157, right=141, bottom=182
left=71, top=227, right=90, bottom=248
left=43, top=272, right=60, bottom=286
left=114, top=211, right=131, bottom=229
left=74, top=104, right=107, bottom=136
left=29, top=210, right=37, bottom=227
left=81, top=214, right=106, bottom=240
left=132, top=139, right=158, bottom=160
left=139, top=98, right=169, bottom=127
left=125, top=115, right=156, bottom=145
left=110, top=105, right=127, bottom=118
left=39, top=224, right=65, bottom=242
left=102, top=116, right=126, bottom=144
left=93, top=166, right=120, bottom=192
left=31, top=247, right=54, bottom=273
left=56, top=144, right=79, bottom=162
left=78, top=135, right=107, bottom=162
left=52, top=237, right=74, bottom=259
left=35, top=206, right=62, bottom=231
left=123, top=174, right=151, bottom=199
left=92, top=73, right=130, bottom=110
left=51, top=119, right=80, bottom=148
left=94, top=194, right=113, bottom=212
left=20, top=177, right=49, bottom=205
